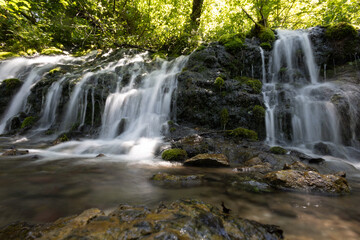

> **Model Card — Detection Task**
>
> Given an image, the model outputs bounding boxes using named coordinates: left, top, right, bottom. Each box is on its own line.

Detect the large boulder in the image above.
left=264, top=169, right=350, bottom=194
left=184, top=153, right=230, bottom=167
left=0, top=199, right=283, bottom=240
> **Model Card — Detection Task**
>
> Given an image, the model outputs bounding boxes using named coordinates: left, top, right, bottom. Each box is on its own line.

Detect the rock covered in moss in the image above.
left=41, top=47, right=63, bottom=55
left=219, top=33, right=245, bottom=53
left=172, top=134, right=209, bottom=157
left=269, top=146, right=287, bottom=155
left=184, top=153, right=230, bottom=167
left=227, top=127, right=258, bottom=140
left=151, top=173, right=204, bottom=182
left=325, top=22, right=358, bottom=40
left=161, top=148, right=188, bottom=162
left=0, top=199, right=283, bottom=239
left=264, top=170, right=350, bottom=194
left=20, top=116, right=36, bottom=129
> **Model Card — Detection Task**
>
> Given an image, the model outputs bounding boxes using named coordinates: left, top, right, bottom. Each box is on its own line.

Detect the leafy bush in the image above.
left=214, top=77, right=225, bottom=91
left=259, top=27, right=275, bottom=43
left=253, top=105, right=265, bottom=121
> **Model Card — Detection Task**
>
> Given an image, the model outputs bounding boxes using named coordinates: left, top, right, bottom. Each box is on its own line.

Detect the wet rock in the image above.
left=2, top=149, right=29, bottom=156
left=283, top=161, right=318, bottom=172
left=0, top=199, right=283, bottom=239
left=161, top=148, right=187, bottom=162
left=313, top=142, right=331, bottom=155
left=269, top=146, right=287, bottom=155
left=235, top=157, right=272, bottom=173
left=172, top=134, right=209, bottom=157
left=264, top=170, right=350, bottom=194
left=289, top=150, right=325, bottom=164
left=150, top=173, right=204, bottom=188
left=96, top=153, right=106, bottom=158
left=184, top=153, right=230, bottom=167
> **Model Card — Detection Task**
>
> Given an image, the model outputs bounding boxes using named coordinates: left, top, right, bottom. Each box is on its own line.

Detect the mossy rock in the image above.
left=41, top=47, right=63, bottom=55
left=227, top=127, right=258, bottom=141
left=2, top=78, right=22, bottom=95
left=252, top=105, right=265, bottom=121
left=236, top=77, right=262, bottom=94
left=258, top=27, right=275, bottom=43
left=0, top=52, right=19, bottom=60
left=325, top=22, right=357, bottom=40
left=270, top=146, right=287, bottom=155
left=21, top=116, right=36, bottom=129
left=260, top=42, right=272, bottom=50
left=219, top=33, right=245, bottom=53
left=48, top=67, right=62, bottom=75
left=161, top=148, right=188, bottom=162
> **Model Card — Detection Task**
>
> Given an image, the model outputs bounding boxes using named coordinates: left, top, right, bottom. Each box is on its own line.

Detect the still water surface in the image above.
left=0, top=137, right=359, bottom=240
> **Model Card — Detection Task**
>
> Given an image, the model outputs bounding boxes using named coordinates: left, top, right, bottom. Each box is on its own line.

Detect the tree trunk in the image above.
left=190, top=0, right=204, bottom=31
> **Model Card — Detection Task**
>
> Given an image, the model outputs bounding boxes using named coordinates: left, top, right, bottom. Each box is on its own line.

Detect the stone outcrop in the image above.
left=184, top=153, right=230, bottom=167
left=0, top=199, right=283, bottom=240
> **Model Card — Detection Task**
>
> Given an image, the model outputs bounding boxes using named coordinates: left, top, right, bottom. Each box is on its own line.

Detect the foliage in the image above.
left=220, top=108, right=229, bottom=130
left=41, top=47, right=63, bottom=55
left=0, top=0, right=359, bottom=54
left=325, top=22, right=358, bottom=40
left=269, top=146, right=287, bottom=154
left=227, top=127, right=258, bottom=140
left=214, top=77, right=225, bottom=91
left=258, top=27, right=275, bottom=43
left=0, top=52, right=19, bottom=60
left=238, top=77, right=263, bottom=94
left=21, top=116, right=36, bottom=129
left=219, top=33, right=245, bottom=53
left=161, top=148, right=188, bottom=162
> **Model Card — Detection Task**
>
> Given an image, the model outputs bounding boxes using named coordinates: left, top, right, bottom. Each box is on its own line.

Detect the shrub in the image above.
left=253, top=105, right=265, bottom=121
left=220, top=108, right=229, bottom=130
left=161, top=148, right=188, bottom=162
left=246, top=78, right=262, bottom=94
left=41, top=47, right=63, bottom=55
left=214, top=77, right=225, bottom=91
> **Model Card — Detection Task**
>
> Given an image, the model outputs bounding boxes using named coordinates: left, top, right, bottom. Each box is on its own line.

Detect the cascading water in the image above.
left=0, top=51, right=187, bottom=161
left=0, top=56, right=73, bottom=134
left=263, top=29, right=360, bottom=164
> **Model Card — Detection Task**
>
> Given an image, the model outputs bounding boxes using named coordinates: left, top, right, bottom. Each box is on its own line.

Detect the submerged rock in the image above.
left=184, top=153, right=230, bottom=167
left=264, top=170, right=350, bottom=194
left=2, top=149, right=29, bottom=156
left=0, top=199, right=283, bottom=240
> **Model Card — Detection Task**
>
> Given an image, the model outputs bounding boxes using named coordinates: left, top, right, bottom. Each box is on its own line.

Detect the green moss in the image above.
left=219, top=33, right=245, bottom=53
left=214, top=77, right=225, bottom=91
left=269, top=146, right=287, bottom=155
left=60, top=134, right=69, bottom=142
left=258, top=27, right=275, bottom=43
left=227, top=127, right=258, bottom=140
left=71, top=49, right=91, bottom=57
left=245, top=78, right=262, bottom=94
left=26, top=49, right=38, bottom=55
left=260, top=42, right=272, bottom=50
left=325, top=22, right=357, bottom=40
left=41, top=47, right=63, bottom=55
left=0, top=52, right=19, bottom=60
left=21, top=117, right=36, bottom=129
left=161, top=148, right=188, bottom=162
left=253, top=105, right=265, bottom=120
left=152, top=51, right=168, bottom=60
left=48, top=67, right=62, bottom=75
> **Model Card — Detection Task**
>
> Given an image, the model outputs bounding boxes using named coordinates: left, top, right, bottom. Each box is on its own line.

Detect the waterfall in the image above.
left=264, top=29, right=360, bottom=162
left=0, top=56, right=72, bottom=134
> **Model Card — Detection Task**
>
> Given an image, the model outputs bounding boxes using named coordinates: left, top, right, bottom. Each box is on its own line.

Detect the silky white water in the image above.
left=262, top=29, right=360, bottom=164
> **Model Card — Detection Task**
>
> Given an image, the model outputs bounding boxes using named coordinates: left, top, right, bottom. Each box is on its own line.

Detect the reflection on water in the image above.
left=0, top=139, right=359, bottom=240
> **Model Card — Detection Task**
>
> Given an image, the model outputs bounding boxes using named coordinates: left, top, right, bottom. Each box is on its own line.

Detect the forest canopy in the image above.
left=0, top=0, right=359, bottom=55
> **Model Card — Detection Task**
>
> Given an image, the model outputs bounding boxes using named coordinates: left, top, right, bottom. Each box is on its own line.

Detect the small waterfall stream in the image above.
left=262, top=29, right=360, bottom=163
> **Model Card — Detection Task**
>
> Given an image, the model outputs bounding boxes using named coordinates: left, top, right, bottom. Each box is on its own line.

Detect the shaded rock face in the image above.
left=0, top=78, right=23, bottom=116
left=184, top=153, right=230, bottom=167
left=0, top=199, right=283, bottom=240
left=175, top=42, right=267, bottom=139
left=265, top=170, right=350, bottom=194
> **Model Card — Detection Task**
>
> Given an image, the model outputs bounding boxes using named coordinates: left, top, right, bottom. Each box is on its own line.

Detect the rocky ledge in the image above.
left=0, top=199, right=283, bottom=240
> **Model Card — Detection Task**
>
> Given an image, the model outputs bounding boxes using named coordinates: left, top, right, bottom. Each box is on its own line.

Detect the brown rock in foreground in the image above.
left=184, top=153, right=230, bottom=167
left=0, top=199, right=283, bottom=240
left=264, top=170, right=350, bottom=194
